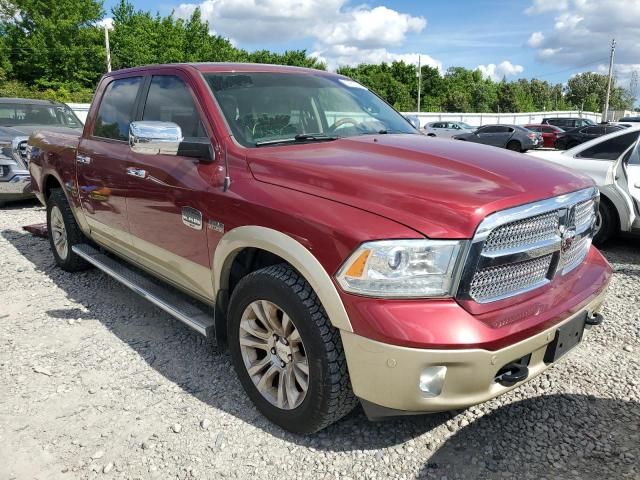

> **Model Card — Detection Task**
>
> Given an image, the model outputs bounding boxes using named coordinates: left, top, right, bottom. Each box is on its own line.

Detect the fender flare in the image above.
left=213, top=226, right=353, bottom=332
left=599, top=186, right=631, bottom=232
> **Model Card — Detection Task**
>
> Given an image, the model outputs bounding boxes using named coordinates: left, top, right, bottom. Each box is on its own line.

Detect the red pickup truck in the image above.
left=28, top=63, right=612, bottom=433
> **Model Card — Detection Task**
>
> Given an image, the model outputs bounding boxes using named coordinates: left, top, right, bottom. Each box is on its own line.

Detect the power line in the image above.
left=532, top=58, right=609, bottom=80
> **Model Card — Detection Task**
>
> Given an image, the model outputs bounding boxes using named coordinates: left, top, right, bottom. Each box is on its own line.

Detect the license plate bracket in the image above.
left=544, top=312, right=587, bottom=363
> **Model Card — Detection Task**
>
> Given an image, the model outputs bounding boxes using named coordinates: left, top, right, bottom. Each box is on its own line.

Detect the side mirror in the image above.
left=404, top=115, right=421, bottom=130
left=129, top=121, right=215, bottom=163
left=129, top=121, right=183, bottom=155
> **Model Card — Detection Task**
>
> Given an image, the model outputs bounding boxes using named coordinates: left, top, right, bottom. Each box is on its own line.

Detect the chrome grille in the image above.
left=458, top=187, right=598, bottom=304
left=574, top=199, right=595, bottom=231
left=559, top=235, right=591, bottom=274
left=17, top=140, right=28, bottom=163
left=469, top=255, right=553, bottom=302
left=483, top=211, right=559, bottom=253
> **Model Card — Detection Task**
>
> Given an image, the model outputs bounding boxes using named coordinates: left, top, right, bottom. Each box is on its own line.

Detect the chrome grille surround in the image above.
left=457, top=187, right=599, bottom=304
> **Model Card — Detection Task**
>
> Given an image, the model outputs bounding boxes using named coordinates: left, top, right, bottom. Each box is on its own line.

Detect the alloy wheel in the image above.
left=50, top=205, right=68, bottom=260
left=238, top=300, right=309, bottom=410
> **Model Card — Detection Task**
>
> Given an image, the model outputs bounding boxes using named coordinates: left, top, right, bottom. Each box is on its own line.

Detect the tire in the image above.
left=567, top=141, right=580, bottom=150
left=228, top=263, right=357, bottom=433
left=46, top=188, right=90, bottom=272
left=506, top=140, right=521, bottom=152
left=593, top=201, right=616, bottom=247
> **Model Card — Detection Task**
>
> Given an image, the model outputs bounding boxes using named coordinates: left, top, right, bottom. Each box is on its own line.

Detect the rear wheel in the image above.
left=506, top=140, right=521, bottom=152
left=228, top=264, right=357, bottom=433
left=46, top=188, right=90, bottom=271
left=593, top=201, right=616, bottom=246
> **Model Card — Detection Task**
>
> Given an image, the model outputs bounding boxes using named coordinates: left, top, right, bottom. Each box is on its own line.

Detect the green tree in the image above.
left=1, top=0, right=104, bottom=90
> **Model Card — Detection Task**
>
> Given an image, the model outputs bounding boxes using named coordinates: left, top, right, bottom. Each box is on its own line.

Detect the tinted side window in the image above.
left=478, top=126, right=497, bottom=133
left=143, top=76, right=206, bottom=138
left=577, top=132, right=640, bottom=160
left=582, top=126, right=602, bottom=134
left=94, top=77, right=143, bottom=140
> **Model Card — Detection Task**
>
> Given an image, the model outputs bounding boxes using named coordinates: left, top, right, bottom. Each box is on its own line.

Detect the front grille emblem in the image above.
left=559, top=225, right=577, bottom=255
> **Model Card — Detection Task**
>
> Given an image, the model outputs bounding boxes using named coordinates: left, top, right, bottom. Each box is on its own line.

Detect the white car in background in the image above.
left=529, top=125, right=640, bottom=245
left=424, top=121, right=476, bottom=138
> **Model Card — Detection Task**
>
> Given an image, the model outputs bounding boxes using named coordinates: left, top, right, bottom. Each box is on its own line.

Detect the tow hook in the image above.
left=495, top=363, right=529, bottom=387
left=585, top=312, right=604, bottom=326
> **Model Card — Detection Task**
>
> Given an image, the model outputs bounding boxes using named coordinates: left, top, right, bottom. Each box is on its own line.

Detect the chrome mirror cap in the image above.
left=129, top=121, right=183, bottom=155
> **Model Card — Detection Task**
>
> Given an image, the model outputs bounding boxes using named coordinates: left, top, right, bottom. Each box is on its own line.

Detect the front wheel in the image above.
left=228, top=264, right=357, bottom=433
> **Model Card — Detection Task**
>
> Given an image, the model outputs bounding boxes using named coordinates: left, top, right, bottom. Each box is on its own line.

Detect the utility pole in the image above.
left=602, top=38, right=616, bottom=122
left=104, top=25, right=112, bottom=73
left=417, top=55, right=422, bottom=112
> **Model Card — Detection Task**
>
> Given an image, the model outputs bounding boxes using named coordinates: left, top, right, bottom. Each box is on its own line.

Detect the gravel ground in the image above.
left=1, top=201, right=638, bottom=480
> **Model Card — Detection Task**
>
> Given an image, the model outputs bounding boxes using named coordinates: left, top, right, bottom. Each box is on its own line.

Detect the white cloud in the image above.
left=527, top=31, right=545, bottom=48
left=476, top=61, right=524, bottom=81
left=525, top=0, right=640, bottom=90
left=174, top=0, right=431, bottom=70
left=525, top=0, right=570, bottom=14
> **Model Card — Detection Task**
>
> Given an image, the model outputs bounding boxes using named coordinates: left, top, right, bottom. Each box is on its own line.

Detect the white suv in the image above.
left=424, top=121, right=476, bottom=138
left=529, top=126, right=640, bottom=245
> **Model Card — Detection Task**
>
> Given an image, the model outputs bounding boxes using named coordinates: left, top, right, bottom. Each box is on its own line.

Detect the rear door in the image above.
left=124, top=72, right=217, bottom=300
left=573, top=131, right=640, bottom=183
left=474, top=126, right=501, bottom=145
left=624, top=140, right=640, bottom=227
left=76, top=76, right=144, bottom=250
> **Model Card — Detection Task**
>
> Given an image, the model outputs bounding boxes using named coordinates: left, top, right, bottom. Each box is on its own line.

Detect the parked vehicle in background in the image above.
left=618, top=116, right=640, bottom=122
left=554, top=124, right=623, bottom=150
left=524, top=124, right=564, bottom=148
left=529, top=126, right=640, bottom=245
left=543, top=117, right=596, bottom=129
left=29, top=63, right=611, bottom=433
left=453, top=124, right=542, bottom=152
left=424, top=121, right=476, bottom=138
left=0, top=98, right=83, bottom=206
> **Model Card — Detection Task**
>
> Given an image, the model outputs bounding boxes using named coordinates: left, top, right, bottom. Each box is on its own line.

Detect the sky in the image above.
left=101, top=0, right=640, bottom=92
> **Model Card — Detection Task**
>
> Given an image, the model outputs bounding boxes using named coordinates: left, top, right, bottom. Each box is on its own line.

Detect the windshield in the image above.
left=204, top=72, right=417, bottom=147
left=458, top=122, right=473, bottom=129
left=0, top=103, right=83, bottom=128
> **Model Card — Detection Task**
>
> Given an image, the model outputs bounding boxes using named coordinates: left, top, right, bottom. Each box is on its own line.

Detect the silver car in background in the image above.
left=424, top=121, right=476, bottom=138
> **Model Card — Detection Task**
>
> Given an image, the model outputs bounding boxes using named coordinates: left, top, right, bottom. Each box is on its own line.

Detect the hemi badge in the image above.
left=208, top=220, right=224, bottom=233
left=182, top=207, right=203, bottom=230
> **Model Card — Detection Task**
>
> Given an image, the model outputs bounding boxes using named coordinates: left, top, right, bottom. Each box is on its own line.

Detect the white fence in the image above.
left=403, top=110, right=602, bottom=128
left=67, top=103, right=602, bottom=129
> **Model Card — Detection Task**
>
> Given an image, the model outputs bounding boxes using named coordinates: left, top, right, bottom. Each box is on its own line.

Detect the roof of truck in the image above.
left=107, top=62, right=339, bottom=77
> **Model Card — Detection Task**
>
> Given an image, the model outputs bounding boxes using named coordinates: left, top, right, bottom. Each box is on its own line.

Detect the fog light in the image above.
left=419, top=366, right=447, bottom=397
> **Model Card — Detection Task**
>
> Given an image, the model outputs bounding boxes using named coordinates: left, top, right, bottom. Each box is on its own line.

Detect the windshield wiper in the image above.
left=255, top=134, right=338, bottom=146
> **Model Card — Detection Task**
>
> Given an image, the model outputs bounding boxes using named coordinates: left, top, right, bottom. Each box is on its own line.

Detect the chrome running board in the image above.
left=72, top=244, right=215, bottom=339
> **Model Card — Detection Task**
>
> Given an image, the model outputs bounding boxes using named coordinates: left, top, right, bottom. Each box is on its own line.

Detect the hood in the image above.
left=246, top=135, right=594, bottom=239
left=0, top=125, right=82, bottom=141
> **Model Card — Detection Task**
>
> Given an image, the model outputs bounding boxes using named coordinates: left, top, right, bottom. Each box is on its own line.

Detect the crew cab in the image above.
left=529, top=126, right=640, bottom=245
left=28, top=63, right=612, bottom=433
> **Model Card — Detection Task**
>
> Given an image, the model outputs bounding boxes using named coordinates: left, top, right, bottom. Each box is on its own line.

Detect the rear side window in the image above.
left=577, top=132, right=640, bottom=160
left=93, top=77, right=143, bottom=141
left=142, top=75, right=206, bottom=138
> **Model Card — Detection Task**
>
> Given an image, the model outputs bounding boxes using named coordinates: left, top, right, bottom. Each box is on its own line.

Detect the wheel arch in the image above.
left=598, top=188, right=624, bottom=232
left=213, top=226, right=353, bottom=333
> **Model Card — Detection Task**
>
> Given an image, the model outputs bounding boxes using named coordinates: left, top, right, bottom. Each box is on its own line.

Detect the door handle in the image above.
left=76, top=154, right=91, bottom=165
left=126, top=167, right=147, bottom=179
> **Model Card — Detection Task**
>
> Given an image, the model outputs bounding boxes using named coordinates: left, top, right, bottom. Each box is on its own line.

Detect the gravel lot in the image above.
left=1, top=201, right=638, bottom=480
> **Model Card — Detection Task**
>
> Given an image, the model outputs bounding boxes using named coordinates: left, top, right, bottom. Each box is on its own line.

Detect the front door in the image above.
left=124, top=73, right=217, bottom=301
left=76, top=76, right=144, bottom=251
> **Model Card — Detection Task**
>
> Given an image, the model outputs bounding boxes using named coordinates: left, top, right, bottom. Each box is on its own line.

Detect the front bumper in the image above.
left=342, top=286, right=607, bottom=414
left=0, top=174, right=33, bottom=201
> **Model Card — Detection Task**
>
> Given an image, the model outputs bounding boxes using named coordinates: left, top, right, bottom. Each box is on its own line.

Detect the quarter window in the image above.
left=577, top=132, right=640, bottom=160
left=142, top=76, right=207, bottom=138
left=93, top=77, right=143, bottom=141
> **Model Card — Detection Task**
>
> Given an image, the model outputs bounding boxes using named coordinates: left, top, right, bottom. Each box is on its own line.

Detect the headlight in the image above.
left=336, top=239, right=464, bottom=298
